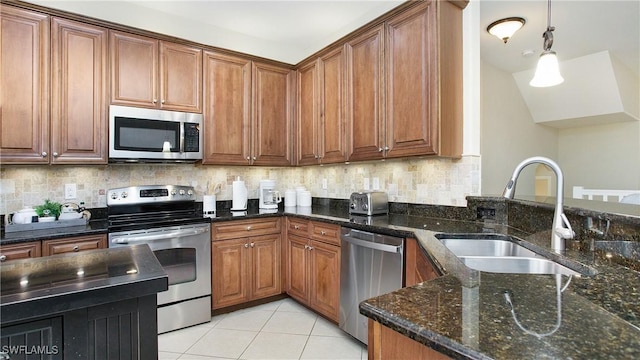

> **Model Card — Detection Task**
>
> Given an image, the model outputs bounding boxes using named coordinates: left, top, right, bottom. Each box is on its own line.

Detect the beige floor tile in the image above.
left=236, top=299, right=283, bottom=312
left=240, top=332, right=308, bottom=360
left=276, top=298, right=311, bottom=313
left=178, top=354, right=234, bottom=360
left=185, top=328, right=257, bottom=358
left=214, top=309, right=274, bottom=331
left=158, top=324, right=212, bottom=353
left=300, top=335, right=364, bottom=359
left=262, top=310, right=318, bottom=335
left=158, top=351, right=181, bottom=360
left=310, top=316, right=344, bottom=337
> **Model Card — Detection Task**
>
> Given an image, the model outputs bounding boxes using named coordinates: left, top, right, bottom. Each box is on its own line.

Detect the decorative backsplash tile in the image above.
left=0, top=156, right=480, bottom=215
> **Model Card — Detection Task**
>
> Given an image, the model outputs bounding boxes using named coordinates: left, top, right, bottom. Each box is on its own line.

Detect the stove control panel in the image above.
left=107, top=185, right=195, bottom=205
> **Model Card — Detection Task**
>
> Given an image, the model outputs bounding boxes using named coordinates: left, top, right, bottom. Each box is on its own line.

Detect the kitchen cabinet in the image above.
left=296, top=46, right=348, bottom=165
left=0, top=241, right=42, bottom=262
left=202, top=54, right=293, bottom=166
left=211, top=218, right=282, bottom=309
left=51, top=17, right=108, bottom=164
left=347, top=1, right=464, bottom=161
left=42, top=234, right=107, bottom=256
left=110, top=31, right=202, bottom=113
left=285, top=218, right=340, bottom=322
left=0, top=6, right=50, bottom=164
left=405, top=238, right=440, bottom=286
left=368, top=319, right=451, bottom=360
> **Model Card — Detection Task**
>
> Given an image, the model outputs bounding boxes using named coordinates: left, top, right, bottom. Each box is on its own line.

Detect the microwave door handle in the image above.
left=180, top=122, right=185, bottom=154
left=112, top=227, right=208, bottom=244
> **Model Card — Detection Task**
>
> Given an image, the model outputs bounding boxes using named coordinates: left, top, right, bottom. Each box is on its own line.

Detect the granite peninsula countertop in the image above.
left=2, top=201, right=639, bottom=359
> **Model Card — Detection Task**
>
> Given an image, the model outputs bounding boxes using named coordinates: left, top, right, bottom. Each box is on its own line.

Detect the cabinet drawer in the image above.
left=286, top=217, right=309, bottom=237
left=0, top=242, right=42, bottom=262
left=42, top=234, right=107, bottom=256
left=212, top=218, right=282, bottom=241
left=309, top=221, right=340, bottom=246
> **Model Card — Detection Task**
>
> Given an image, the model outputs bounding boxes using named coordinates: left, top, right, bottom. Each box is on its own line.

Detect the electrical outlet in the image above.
left=476, top=207, right=496, bottom=220
left=372, top=177, right=380, bottom=190
left=322, top=178, right=328, bottom=189
left=64, top=183, right=77, bottom=200
left=363, top=178, right=370, bottom=190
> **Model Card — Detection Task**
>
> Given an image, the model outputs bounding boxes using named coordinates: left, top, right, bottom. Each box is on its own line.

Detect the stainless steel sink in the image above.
left=440, top=238, right=538, bottom=257
left=459, top=256, right=580, bottom=276
left=438, top=236, right=580, bottom=276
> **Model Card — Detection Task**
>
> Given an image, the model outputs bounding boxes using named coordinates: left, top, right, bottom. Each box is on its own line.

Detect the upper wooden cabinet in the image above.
left=51, top=17, right=108, bottom=164
left=203, top=55, right=293, bottom=166
left=0, top=6, right=50, bottom=164
left=297, top=46, right=348, bottom=166
left=348, top=1, right=464, bottom=161
left=110, top=31, right=202, bottom=113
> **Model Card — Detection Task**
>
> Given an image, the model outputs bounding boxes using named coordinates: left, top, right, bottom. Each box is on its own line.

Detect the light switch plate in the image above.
left=64, top=183, right=77, bottom=200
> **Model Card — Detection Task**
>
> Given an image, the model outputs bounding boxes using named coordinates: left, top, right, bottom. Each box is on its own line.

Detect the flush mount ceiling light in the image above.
left=487, top=17, right=526, bottom=43
left=530, top=0, right=564, bottom=87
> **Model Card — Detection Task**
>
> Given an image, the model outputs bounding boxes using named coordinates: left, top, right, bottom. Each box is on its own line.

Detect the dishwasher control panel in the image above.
left=349, top=191, right=388, bottom=215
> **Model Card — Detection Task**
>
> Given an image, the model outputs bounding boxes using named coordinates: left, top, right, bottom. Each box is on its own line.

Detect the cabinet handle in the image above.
left=246, top=156, right=251, bottom=162
left=308, top=246, right=314, bottom=251
left=161, top=99, right=165, bottom=104
left=320, top=230, right=326, bottom=236
left=244, top=243, right=249, bottom=248
left=0, top=255, right=6, bottom=262
left=250, top=242, right=255, bottom=248
left=153, top=99, right=158, bottom=104
left=41, top=151, right=48, bottom=157
left=252, top=156, right=257, bottom=161
left=73, top=245, right=80, bottom=252
left=378, top=148, right=383, bottom=152
left=384, top=146, right=390, bottom=151
left=304, top=245, right=309, bottom=250
left=294, top=225, right=300, bottom=229
left=247, top=226, right=252, bottom=231
left=53, top=152, right=59, bottom=157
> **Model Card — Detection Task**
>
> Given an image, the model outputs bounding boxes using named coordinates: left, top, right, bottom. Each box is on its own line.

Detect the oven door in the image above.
left=109, top=223, right=211, bottom=305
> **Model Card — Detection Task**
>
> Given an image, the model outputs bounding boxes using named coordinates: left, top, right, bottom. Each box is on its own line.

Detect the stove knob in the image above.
left=362, top=203, right=369, bottom=211
left=179, top=189, right=186, bottom=196
left=121, top=192, right=128, bottom=198
left=170, top=190, right=177, bottom=196
left=350, top=202, right=356, bottom=209
left=187, top=189, right=194, bottom=196
left=110, top=192, right=118, bottom=200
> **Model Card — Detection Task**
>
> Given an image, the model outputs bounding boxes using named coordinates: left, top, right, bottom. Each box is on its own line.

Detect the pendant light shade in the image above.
left=530, top=50, right=564, bottom=87
left=530, top=0, right=563, bottom=87
left=487, top=17, right=526, bottom=43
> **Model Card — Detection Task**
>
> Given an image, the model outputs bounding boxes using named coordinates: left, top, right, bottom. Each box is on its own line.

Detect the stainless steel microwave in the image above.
left=109, top=105, right=203, bottom=163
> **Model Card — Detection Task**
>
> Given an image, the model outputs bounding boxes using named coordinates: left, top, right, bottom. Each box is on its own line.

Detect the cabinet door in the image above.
left=252, top=62, right=293, bottom=166
left=309, top=240, right=340, bottom=322
left=202, top=51, right=251, bottom=164
left=286, top=235, right=309, bottom=302
left=296, top=59, right=319, bottom=166
left=160, top=41, right=202, bottom=112
left=0, top=6, right=50, bottom=164
left=319, top=46, right=347, bottom=164
left=346, top=24, right=384, bottom=162
left=385, top=2, right=437, bottom=158
left=250, top=234, right=282, bottom=300
left=110, top=31, right=158, bottom=108
left=212, top=239, right=249, bottom=309
left=0, top=241, right=41, bottom=262
left=51, top=18, right=108, bottom=164
left=42, top=234, right=107, bottom=256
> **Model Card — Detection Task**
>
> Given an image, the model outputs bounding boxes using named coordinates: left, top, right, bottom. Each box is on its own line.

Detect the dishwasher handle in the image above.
left=341, top=233, right=402, bottom=253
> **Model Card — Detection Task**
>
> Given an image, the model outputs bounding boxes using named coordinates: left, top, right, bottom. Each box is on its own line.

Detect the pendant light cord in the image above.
left=543, top=0, right=555, bottom=51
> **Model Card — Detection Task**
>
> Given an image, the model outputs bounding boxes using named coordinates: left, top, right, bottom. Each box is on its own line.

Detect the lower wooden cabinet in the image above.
left=405, top=238, right=440, bottom=287
left=0, top=241, right=42, bottom=262
left=368, top=319, right=451, bottom=360
left=286, top=218, right=341, bottom=322
left=42, top=234, right=107, bottom=256
left=211, top=218, right=282, bottom=309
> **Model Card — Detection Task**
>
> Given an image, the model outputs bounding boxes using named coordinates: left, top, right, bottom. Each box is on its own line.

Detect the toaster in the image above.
left=349, top=191, right=388, bottom=215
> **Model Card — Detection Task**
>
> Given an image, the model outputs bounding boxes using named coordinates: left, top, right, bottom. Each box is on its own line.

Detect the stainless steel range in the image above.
left=107, top=185, right=211, bottom=334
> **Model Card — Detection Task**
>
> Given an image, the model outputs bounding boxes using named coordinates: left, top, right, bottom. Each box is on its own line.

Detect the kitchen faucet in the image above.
left=502, top=156, right=574, bottom=252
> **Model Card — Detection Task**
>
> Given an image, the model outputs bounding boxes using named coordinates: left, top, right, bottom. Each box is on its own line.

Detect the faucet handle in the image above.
left=556, top=213, right=575, bottom=239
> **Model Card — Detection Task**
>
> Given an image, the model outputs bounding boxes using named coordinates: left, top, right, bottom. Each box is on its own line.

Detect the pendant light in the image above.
left=530, top=0, right=564, bottom=87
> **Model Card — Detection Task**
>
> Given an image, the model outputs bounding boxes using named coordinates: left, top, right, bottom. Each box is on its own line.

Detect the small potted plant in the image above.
left=35, top=199, right=62, bottom=222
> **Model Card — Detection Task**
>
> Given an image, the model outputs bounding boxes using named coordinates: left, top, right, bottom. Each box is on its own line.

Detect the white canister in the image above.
left=203, top=195, right=216, bottom=218
left=299, top=191, right=312, bottom=207
left=295, top=186, right=306, bottom=206
left=284, top=189, right=297, bottom=207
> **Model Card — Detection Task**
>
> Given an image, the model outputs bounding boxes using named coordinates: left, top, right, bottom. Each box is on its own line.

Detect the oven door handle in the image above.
left=112, top=227, right=209, bottom=244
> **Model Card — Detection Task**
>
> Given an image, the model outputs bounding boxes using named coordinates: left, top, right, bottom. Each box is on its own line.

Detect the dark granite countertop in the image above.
left=2, top=199, right=639, bottom=359
left=0, top=244, right=168, bottom=325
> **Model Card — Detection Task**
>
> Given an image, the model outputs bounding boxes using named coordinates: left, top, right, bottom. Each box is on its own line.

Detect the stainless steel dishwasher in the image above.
left=339, top=227, right=404, bottom=344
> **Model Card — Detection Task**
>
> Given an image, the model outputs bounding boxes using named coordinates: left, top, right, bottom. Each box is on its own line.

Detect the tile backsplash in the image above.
left=0, top=156, right=480, bottom=214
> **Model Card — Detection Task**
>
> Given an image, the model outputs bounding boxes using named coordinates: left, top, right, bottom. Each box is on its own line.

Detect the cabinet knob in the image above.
left=250, top=242, right=255, bottom=248
left=384, top=146, right=390, bottom=151
left=53, top=152, right=59, bottom=157
left=153, top=99, right=158, bottom=104
left=378, top=148, right=383, bottom=152
left=246, top=156, right=251, bottom=161
left=247, top=226, right=252, bottom=231
left=308, top=246, right=314, bottom=251
left=304, top=245, right=309, bottom=250
left=73, top=245, right=80, bottom=252
left=41, top=151, right=48, bottom=157
left=161, top=99, right=165, bottom=104
left=252, top=156, right=257, bottom=161
left=294, top=225, right=300, bottom=229
left=244, top=243, right=249, bottom=248
left=320, top=230, right=326, bottom=235
left=0, top=255, right=6, bottom=262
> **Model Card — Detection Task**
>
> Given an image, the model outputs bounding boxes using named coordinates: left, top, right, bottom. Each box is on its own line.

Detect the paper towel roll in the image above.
left=203, top=195, right=216, bottom=218
left=232, top=180, right=247, bottom=210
